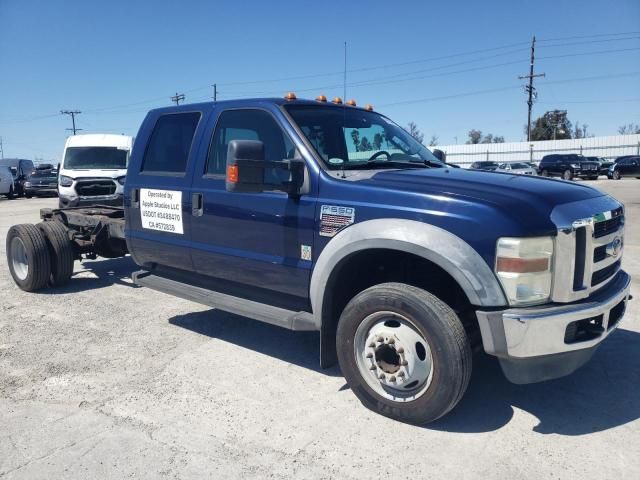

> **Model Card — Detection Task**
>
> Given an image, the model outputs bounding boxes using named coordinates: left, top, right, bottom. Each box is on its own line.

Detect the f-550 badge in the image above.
left=320, top=205, right=355, bottom=237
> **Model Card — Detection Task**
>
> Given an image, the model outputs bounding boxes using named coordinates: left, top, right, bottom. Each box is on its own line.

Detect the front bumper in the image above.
left=25, top=186, right=58, bottom=196
left=477, top=270, right=631, bottom=384
left=59, top=193, right=123, bottom=208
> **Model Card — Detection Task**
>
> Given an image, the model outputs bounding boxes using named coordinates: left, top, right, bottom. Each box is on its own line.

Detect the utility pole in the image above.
left=518, top=36, right=545, bottom=142
left=212, top=84, right=217, bottom=102
left=171, top=92, right=185, bottom=105
left=60, top=110, right=82, bottom=135
left=0, top=136, right=4, bottom=159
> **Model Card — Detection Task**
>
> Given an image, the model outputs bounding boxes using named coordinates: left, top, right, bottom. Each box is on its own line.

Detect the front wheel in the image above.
left=562, top=169, right=573, bottom=181
left=7, top=185, right=16, bottom=199
left=613, top=170, right=621, bottom=180
left=336, top=283, right=472, bottom=425
left=540, top=170, right=549, bottom=177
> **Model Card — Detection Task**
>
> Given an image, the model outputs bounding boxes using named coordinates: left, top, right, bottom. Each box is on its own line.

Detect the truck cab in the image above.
left=58, top=134, right=133, bottom=208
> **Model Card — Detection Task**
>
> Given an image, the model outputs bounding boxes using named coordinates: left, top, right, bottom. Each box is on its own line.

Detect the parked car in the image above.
left=0, top=158, right=36, bottom=196
left=584, top=156, right=613, bottom=176
left=24, top=165, right=59, bottom=198
left=469, top=161, right=499, bottom=171
left=0, top=165, right=16, bottom=199
left=608, top=155, right=640, bottom=179
left=58, top=134, right=133, bottom=208
left=6, top=94, right=630, bottom=425
left=496, top=162, right=537, bottom=175
left=537, top=154, right=599, bottom=180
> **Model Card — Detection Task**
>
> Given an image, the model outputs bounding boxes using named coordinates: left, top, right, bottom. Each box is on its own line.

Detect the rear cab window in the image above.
left=141, top=112, right=201, bottom=175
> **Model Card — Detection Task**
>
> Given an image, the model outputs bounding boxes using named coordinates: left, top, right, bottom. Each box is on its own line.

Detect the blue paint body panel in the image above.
left=124, top=98, right=607, bottom=307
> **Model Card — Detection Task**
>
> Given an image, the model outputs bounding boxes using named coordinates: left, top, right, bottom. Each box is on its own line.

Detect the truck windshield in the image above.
left=284, top=105, right=442, bottom=170
left=63, top=147, right=128, bottom=169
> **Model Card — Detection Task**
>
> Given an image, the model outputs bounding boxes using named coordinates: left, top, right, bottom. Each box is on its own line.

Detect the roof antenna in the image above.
left=341, top=40, right=347, bottom=179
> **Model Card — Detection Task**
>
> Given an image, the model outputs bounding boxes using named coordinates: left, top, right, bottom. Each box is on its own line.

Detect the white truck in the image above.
left=58, top=134, right=133, bottom=208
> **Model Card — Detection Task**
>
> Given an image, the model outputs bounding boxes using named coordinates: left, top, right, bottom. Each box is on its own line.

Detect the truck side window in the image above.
left=206, top=109, right=296, bottom=177
left=141, top=112, right=200, bottom=174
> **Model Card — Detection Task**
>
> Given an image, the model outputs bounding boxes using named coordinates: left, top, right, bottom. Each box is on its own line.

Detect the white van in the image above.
left=58, top=134, right=133, bottom=208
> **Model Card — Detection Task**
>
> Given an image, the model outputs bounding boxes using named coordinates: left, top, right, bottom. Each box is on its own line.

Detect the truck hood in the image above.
left=356, top=167, right=605, bottom=213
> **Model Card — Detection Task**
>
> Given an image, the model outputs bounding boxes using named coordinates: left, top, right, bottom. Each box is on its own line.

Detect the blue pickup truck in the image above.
left=6, top=94, right=631, bottom=424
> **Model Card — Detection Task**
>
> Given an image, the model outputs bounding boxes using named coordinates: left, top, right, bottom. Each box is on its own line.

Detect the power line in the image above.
left=379, top=71, right=640, bottom=108
left=519, top=36, right=546, bottom=142
left=60, top=110, right=82, bottom=134
left=170, top=93, right=185, bottom=105
left=537, top=30, right=640, bottom=42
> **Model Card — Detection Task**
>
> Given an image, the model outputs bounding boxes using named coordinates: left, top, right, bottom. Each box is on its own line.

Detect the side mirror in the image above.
left=225, top=139, right=306, bottom=197
left=225, top=140, right=266, bottom=194
left=432, top=149, right=446, bottom=162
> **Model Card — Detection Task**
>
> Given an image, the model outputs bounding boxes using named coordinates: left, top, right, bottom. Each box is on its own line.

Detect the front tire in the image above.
left=540, top=170, right=549, bottom=177
left=613, top=170, right=621, bottom=180
left=562, top=169, right=573, bottom=181
left=6, top=224, right=52, bottom=291
left=336, top=283, right=472, bottom=425
left=7, top=185, right=16, bottom=200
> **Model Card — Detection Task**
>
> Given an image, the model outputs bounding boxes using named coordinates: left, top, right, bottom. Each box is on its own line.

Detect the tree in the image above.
left=618, top=123, right=640, bottom=135
left=373, top=132, right=384, bottom=150
left=528, top=110, right=572, bottom=141
left=360, top=136, right=372, bottom=152
left=573, top=121, right=592, bottom=139
left=407, top=121, right=424, bottom=144
left=428, top=135, right=439, bottom=146
left=466, top=129, right=482, bottom=144
left=467, top=130, right=504, bottom=144
left=350, top=129, right=360, bottom=151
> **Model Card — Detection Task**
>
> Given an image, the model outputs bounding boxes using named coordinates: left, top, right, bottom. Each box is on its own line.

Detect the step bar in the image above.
left=132, top=270, right=316, bottom=332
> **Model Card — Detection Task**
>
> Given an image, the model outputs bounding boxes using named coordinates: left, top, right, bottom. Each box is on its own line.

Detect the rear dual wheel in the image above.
left=6, top=222, right=75, bottom=291
left=337, top=283, right=472, bottom=425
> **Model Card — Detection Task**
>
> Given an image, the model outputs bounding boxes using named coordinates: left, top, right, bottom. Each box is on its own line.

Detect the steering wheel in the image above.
left=368, top=150, right=391, bottom=162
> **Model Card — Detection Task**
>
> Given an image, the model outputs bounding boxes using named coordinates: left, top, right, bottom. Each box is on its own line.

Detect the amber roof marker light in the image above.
left=332, top=97, right=343, bottom=104
left=364, top=104, right=374, bottom=111
left=316, top=95, right=327, bottom=102
left=346, top=99, right=357, bottom=106
left=285, top=92, right=297, bottom=100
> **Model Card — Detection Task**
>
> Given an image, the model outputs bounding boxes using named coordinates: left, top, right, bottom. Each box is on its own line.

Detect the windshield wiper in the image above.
left=344, top=160, right=428, bottom=170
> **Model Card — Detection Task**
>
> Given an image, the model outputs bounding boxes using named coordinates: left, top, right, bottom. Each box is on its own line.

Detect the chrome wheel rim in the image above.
left=354, top=311, right=434, bottom=402
left=10, top=236, right=29, bottom=281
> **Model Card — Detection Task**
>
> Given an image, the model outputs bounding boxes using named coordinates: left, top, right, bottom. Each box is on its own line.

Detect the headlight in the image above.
left=495, top=236, right=554, bottom=306
left=570, top=163, right=581, bottom=168
left=116, top=176, right=126, bottom=186
left=59, top=175, right=73, bottom=187
left=24, top=181, right=32, bottom=187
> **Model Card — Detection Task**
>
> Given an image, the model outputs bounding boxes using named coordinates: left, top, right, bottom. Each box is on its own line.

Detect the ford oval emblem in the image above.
left=606, top=237, right=623, bottom=258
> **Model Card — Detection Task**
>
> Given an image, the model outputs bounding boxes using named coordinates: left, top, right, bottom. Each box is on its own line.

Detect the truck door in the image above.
left=125, top=110, right=204, bottom=273
left=189, top=108, right=316, bottom=306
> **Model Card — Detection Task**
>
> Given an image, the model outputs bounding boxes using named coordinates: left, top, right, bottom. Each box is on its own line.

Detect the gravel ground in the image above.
left=1, top=180, right=639, bottom=479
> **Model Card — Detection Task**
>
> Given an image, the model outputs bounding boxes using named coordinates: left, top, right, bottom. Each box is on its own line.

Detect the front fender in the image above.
left=310, top=218, right=507, bottom=328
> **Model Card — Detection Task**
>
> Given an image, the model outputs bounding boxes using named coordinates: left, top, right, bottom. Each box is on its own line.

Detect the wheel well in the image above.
left=320, top=249, right=480, bottom=367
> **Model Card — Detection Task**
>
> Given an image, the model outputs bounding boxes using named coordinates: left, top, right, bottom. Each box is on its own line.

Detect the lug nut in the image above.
left=376, top=336, right=384, bottom=343
left=401, top=360, right=408, bottom=366
left=366, top=352, right=373, bottom=358
left=388, top=338, right=395, bottom=344
left=397, top=347, right=404, bottom=354
left=389, top=376, right=396, bottom=382
left=369, top=365, right=377, bottom=371
left=378, top=373, right=385, bottom=380
left=368, top=342, right=375, bottom=348
left=398, top=371, right=405, bottom=378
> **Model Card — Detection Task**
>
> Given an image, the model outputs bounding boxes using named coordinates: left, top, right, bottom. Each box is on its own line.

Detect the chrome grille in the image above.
left=552, top=207, right=624, bottom=303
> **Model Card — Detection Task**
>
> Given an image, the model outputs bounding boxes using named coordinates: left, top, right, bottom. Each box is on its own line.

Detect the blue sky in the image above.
left=1, top=0, right=639, bottom=161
